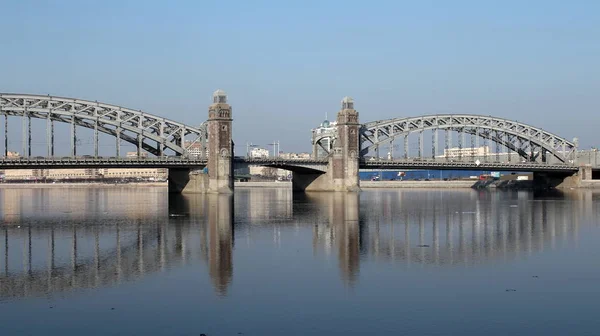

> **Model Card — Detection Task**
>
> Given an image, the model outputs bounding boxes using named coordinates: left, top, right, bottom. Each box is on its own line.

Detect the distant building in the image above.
left=1, top=168, right=167, bottom=181
left=312, top=119, right=336, bottom=158
left=250, top=147, right=270, bottom=159
left=6, top=151, right=20, bottom=158
left=443, top=146, right=490, bottom=158
left=279, top=152, right=311, bottom=160
left=126, top=151, right=148, bottom=158
left=184, top=140, right=207, bottom=158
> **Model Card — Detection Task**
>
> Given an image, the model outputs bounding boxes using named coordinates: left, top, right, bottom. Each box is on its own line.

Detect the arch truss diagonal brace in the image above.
left=360, top=115, right=576, bottom=163
left=0, top=94, right=206, bottom=157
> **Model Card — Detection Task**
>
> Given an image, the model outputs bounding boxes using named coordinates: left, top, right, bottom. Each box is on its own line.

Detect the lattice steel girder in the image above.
left=360, top=114, right=576, bottom=162
left=0, top=94, right=206, bottom=156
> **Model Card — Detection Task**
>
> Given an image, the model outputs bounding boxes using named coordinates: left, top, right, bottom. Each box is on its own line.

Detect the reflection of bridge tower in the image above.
left=333, top=193, right=361, bottom=286
left=332, top=97, right=360, bottom=191
left=207, top=194, right=234, bottom=296
left=310, top=192, right=361, bottom=286
left=207, top=90, right=234, bottom=194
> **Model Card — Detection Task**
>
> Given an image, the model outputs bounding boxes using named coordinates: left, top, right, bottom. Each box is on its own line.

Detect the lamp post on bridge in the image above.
left=267, top=141, right=280, bottom=158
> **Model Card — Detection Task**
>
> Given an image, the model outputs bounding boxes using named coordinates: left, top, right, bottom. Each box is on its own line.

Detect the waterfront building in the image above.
left=250, top=147, right=270, bottom=159
left=312, top=119, right=336, bottom=158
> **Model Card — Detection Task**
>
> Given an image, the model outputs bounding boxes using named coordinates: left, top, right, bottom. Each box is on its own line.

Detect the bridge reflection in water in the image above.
left=0, top=187, right=596, bottom=299
left=0, top=188, right=234, bottom=299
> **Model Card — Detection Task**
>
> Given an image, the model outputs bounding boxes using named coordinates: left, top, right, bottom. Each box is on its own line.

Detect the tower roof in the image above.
left=341, top=96, right=354, bottom=104
left=341, top=96, right=354, bottom=109
left=213, top=89, right=227, bottom=97
left=212, top=89, right=227, bottom=104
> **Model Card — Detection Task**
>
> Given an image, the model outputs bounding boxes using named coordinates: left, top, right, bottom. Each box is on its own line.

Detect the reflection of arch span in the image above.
left=357, top=190, right=583, bottom=266
left=0, top=189, right=593, bottom=298
left=0, top=93, right=205, bottom=156
left=0, top=194, right=234, bottom=299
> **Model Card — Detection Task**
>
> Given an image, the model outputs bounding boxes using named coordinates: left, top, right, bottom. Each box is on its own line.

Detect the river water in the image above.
left=0, top=187, right=599, bottom=335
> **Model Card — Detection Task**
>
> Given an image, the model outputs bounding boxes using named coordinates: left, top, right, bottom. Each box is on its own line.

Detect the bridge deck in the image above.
left=0, top=157, right=207, bottom=169
left=0, top=157, right=585, bottom=172
left=361, top=159, right=580, bottom=172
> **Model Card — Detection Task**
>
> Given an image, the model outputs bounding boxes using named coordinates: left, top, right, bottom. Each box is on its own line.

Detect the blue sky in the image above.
left=1, top=0, right=599, bottom=154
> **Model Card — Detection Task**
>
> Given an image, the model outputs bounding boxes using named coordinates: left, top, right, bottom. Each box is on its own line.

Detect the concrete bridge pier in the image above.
left=533, top=165, right=593, bottom=189
left=168, top=90, right=234, bottom=194
left=168, top=168, right=209, bottom=193
left=292, top=97, right=361, bottom=192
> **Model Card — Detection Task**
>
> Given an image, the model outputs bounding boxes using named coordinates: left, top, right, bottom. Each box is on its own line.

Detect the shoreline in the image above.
left=0, top=182, right=168, bottom=188
left=2, top=180, right=598, bottom=190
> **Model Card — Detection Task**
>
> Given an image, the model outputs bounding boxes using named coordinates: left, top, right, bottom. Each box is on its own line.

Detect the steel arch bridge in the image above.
left=0, top=93, right=207, bottom=157
left=315, top=115, right=577, bottom=163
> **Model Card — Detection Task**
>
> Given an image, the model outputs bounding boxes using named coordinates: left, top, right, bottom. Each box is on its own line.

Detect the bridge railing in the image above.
left=0, top=156, right=208, bottom=163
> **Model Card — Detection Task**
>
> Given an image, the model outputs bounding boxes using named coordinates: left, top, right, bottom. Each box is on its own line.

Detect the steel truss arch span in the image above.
left=360, top=114, right=577, bottom=163
left=0, top=93, right=206, bottom=156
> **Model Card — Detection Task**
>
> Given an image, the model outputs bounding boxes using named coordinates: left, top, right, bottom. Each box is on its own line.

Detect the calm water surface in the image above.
left=0, top=187, right=599, bottom=335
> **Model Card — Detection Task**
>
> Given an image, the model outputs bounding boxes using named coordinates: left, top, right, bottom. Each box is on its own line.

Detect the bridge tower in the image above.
left=206, top=89, right=234, bottom=194
left=331, top=96, right=360, bottom=191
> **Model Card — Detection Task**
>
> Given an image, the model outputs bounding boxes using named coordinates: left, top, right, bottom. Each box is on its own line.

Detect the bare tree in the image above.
left=262, top=167, right=279, bottom=179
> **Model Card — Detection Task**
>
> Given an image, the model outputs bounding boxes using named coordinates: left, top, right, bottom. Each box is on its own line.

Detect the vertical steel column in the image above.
left=475, top=128, right=480, bottom=161
left=462, top=130, right=466, bottom=162
left=116, top=128, right=121, bottom=157
left=73, top=120, right=77, bottom=157
left=403, top=134, right=408, bottom=159
left=507, top=133, right=512, bottom=162
left=181, top=127, right=187, bottom=157
left=458, top=128, right=463, bottom=161
left=444, top=129, right=450, bottom=161
left=495, top=131, right=500, bottom=162
left=528, top=137, right=533, bottom=162
left=470, top=130, right=475, bottom=161
left=158, top=122, right=164, bottom=157
left=4, top=115, right=8, bottom=157
left=201, top=131, right=207, bottom=159
left=93, top=108, right=99, bottom=158
left=375, top=128, right=379, bottom=159
left=94, top=120, right=99, bottom=157
left=28, top=114, right=32, bottom=157
left=418, top=131, right=423, bottom=159
left=70, top=117, right=76, bottom=157
left=482, top=133, right=488, bottom=162
left=50, top=120, right=54, bottom=157
left=21, top=112, right=26, bottom=157
left=137, top=134, right=143, bottom=157
left=389, top=127, right=394, bottom=160
left=432, top=130, right=437, bottom=159
left=46, top=114, right=51, bottom=157
left=116, top=110, right=121, bottom=157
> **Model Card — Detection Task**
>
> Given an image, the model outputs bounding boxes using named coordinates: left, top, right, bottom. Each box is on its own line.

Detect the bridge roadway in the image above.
left=242, top=157, right=582, bottom=173
left=0, top=156, right=586, bottom=173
